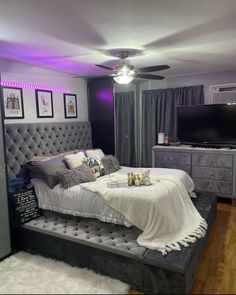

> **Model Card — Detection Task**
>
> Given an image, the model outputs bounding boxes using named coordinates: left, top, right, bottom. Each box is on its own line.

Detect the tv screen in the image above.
left=177, top=104, right=236, bottom=146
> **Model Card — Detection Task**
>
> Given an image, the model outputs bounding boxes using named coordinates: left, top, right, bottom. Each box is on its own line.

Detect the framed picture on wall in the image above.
left=63, top=93, right=78, bottom=118
left=2, top=87, right=24, bottom=119
left=35, top=90, right=54, bottom=118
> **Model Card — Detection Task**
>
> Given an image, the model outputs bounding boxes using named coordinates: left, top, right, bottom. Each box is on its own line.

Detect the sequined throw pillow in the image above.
left=83, top=156, right=105, bottom=178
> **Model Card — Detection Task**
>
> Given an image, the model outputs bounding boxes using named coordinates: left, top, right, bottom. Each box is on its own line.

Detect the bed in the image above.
left=31, top=166, right=195, bottom=228
left=5, top=122, right=217, bottom=294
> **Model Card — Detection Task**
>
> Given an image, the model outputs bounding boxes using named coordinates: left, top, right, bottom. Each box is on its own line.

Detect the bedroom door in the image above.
left=0, top=74, right=11, bottom=259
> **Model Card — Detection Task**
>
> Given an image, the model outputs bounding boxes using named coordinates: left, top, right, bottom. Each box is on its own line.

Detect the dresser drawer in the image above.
left=155, top=163, right=191, bottom=175
left=192, top=166, right=233, bottom=182
left=192, top=153, right=233, bottom=168
left=155, top=152, right=191, bottom=165
left=194, top=179, right=233, bottom=195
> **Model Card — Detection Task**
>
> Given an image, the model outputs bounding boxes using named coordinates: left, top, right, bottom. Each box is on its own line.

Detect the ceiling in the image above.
left=1, top=0, right=236, bottom=78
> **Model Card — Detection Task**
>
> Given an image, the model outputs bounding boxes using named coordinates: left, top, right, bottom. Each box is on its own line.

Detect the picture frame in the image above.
left=35, top=90, right=54, bottom=118
left=2, top=87, right=24, bottom=119
left=63, top=93, right=78, bottom=118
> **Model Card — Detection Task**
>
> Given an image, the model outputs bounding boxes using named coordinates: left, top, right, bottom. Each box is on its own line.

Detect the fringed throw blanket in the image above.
left=81, top=174, right=207, bottom=255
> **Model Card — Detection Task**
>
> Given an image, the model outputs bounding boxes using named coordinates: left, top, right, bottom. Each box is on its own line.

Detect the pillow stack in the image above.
left=26, top=150, right=83, bottom=189
left=27, top=148, right=121, bottom=189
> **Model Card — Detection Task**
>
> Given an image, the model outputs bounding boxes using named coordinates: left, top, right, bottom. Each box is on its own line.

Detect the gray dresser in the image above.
left=152, top=145, right=236, bottom=199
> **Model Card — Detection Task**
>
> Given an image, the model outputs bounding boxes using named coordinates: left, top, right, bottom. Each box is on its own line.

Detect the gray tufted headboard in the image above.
left=5, top=121, right=92, bottom=178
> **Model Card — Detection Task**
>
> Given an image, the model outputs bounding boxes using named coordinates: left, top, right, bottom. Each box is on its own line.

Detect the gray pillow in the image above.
left=26, top=155, right=68, bottom=189
left=27, top=150, right=81, bottom=163
left=57, top=164, right=96, bottom=189
left=101, top=155, right=120, bottom=175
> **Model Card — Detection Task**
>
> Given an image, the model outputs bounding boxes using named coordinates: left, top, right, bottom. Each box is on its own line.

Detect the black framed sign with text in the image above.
left=10, top=188, right=41, bottom=227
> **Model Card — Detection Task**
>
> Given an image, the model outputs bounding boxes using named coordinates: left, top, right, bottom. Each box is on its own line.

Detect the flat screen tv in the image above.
left=177, top=104, right=236, bottom=147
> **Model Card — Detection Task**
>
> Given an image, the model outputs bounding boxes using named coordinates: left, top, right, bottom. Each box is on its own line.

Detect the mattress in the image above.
left=32, top=167, right=195, bottom=227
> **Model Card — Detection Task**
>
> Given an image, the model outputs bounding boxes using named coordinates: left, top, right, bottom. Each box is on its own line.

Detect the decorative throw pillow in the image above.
left=27, top=150, right=80, bottom=163
left=85, top=149, right=105, bottom=160
left=64, top=151, right=86, bottom=169
left=83, top=156, right=105, bottom=178
left=101, top=155, right=120, bottom=175
left=26, top=155, right=68, bottom=189
left=57, top=164, right=95, bottom=189
left=28, top=155, right=53, bottom=161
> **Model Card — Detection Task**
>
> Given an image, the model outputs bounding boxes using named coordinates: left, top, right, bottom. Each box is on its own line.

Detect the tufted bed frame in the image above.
left=5, top=122, right=92, bottom=179
left=5, top=121, right=217, bottom=294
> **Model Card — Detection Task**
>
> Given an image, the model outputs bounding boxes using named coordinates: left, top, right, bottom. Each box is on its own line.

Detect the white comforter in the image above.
left=32, top=167, right=196, bottom=228
left=81, top=173, right=207, bottom=255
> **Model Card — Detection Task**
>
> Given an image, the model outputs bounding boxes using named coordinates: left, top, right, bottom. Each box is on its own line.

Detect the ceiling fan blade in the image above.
left=136, top=73, right=165, bottom=80
left=95, top=64, right=113, bottom=70
left=73, top=75, right=109, bottom=79
left=137, top=65, right=170, bottom=73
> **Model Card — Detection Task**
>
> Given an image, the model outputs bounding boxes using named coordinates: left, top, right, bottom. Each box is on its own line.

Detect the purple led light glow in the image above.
left=0, top=81, right=71, bottom=93
left=97, top=90, right=113, bottom=102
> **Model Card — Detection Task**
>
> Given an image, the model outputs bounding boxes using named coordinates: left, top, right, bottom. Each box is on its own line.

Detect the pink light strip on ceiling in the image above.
left=0, top=81, right=71, bottom=93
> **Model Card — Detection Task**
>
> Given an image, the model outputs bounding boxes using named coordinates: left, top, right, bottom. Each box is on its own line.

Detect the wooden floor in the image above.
left=191, top=201, right=236, bottom=294
left=130, top=201, right=236, bottom=294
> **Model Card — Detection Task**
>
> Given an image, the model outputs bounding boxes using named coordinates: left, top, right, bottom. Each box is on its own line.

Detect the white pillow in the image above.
left=64, top=151, right=86, bottom=169
left=85, top=149, right=105, bottom=160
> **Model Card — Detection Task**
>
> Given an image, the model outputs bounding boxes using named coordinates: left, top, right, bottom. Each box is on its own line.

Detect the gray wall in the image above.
left=0, top=59, right=89, bottom=124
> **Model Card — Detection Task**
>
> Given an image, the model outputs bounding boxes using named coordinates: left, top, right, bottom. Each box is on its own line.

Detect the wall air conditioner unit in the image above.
left=209, top=83, right=236, bottom=104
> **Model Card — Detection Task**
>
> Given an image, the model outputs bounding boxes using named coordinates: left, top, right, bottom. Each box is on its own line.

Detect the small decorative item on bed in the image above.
left=107, top=181, right=128, bottom=188
left=127, top=169, right=152, bottom=186
left=139, top=169, right=152, bottom=185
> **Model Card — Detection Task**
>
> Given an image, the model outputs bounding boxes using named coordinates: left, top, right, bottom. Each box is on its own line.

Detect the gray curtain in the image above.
left=115, top=92, right=135, bottom=166
left=141, top=85, right=204, bottom=166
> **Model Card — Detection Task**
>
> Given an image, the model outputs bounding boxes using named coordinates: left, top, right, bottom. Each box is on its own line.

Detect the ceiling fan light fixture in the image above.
left=96, top=50, right=170, bottom=83
left=113, top=73, right=134, bottom=84
left=113, top=65, right=134, bottom=84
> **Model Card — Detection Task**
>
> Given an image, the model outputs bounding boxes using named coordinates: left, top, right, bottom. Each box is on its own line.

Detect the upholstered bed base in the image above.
left=16, top=195, right=217, bottom=294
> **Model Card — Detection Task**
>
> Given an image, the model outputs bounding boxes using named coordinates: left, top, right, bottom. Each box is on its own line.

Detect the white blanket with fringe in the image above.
left=81, top=173, right=207, bottom=255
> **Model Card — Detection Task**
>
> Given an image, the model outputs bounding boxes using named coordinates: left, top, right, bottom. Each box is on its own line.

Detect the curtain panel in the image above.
left=115, top=91, right=135, bottom=166
left=141, top=85, right=204, bottom=166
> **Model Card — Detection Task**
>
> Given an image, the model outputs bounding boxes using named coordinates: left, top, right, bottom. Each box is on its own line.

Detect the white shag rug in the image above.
left=0, top=252, right=129, bottom=294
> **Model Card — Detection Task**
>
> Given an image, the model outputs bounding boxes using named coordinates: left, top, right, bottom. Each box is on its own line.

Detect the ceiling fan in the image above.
left=95, top=51, right=170, bottom=84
